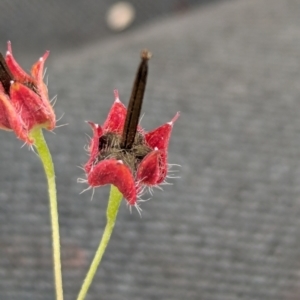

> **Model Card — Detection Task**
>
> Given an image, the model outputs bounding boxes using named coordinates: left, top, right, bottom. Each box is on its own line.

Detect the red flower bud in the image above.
left=0, top=42, right=55, bottom=144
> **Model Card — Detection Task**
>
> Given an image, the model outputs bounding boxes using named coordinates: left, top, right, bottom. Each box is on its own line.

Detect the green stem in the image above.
left=77, top=185, right=123, bottom=300
left=29, top=128, right=63, bottom=300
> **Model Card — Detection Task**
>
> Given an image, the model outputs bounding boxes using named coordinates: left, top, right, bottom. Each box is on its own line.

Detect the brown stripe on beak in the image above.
left=0, top=52, right=14, bottom=95
left=121, top=49, right=152, bottom=149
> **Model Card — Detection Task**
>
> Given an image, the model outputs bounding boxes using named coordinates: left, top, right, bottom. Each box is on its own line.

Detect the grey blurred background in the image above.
left=0, top=0, right=221, bottom=63
left=1, top=0, right=300, bottom=299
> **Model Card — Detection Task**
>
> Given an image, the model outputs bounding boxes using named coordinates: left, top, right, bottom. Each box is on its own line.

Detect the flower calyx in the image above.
left=84, top=50, right=179, bottom=208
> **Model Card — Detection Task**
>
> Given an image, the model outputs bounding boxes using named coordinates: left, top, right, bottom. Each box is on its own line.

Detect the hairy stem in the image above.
left=77, top=185, right=123, bottom=300
left=29, top=128, right=63, bottom=300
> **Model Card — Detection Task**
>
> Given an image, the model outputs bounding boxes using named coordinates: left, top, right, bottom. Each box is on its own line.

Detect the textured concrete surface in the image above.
left=1, top=0, right=300, bottom=299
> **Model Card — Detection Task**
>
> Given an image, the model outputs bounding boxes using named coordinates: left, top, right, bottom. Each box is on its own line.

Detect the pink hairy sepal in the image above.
left=88, top=159, right=137, bottom=205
